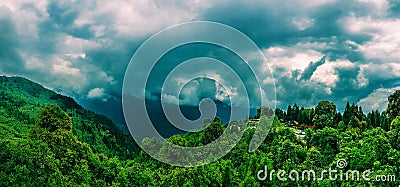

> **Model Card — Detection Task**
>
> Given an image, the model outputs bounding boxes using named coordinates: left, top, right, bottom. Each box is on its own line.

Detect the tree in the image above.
left=310, top=108, right=315, bottom=125
left=203, top=117, right=224, bottom=144
left=347, top=116, right=363, bottom=133
left=298, top=108, right=305, bottom=124
left=287, top=105, right=292, bottom=121
left=373, top=110, right=381, bottom=128
left=390, top=116, right=400, bottom=150
left=312, top=101, right=337, bottom=128
left=274, top=108, right=286, bottom=121
left=391, top=116, right=400, bottom=131
left=338, top=120, right=346, bottom=131
left=275, top=140, right=306, bottom=168
left=387, top=90, right=400, bottom=121
left=29, top=105, right=93, bottom=181
left=306, top=127, right=339, bottom=165
left=292, top=103, right=299, bottom=121
left=367, top=111, right=375, bottom=129
left=366, top=110, right=381, bottom=129
left=0, top=139, right=65, bottom=186
left=255, top=106, right=273, bottom=119
left=315, top=100, right=336, bottom=116
left=380, top=113, right=391, bottom=131
left=357, top=106, right=366, bottom=121
left=168, top=135, right=188, bottom=147
left=312, top=114, right=334, bottom=128
left=35, top=104, right=72, bottom=131
left=334, top=112, right=342, bottom=125
left=343, top=102, right=352, bottom=125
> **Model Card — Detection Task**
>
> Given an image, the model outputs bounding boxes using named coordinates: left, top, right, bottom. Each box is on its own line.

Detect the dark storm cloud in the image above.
left=33, top=1, right=95, bottom=55
left=332, top=65, right=400, bottom=110
left=300, top=56, right=326, bottom=80
left=196, top=0, right=400, bottom=111
left=273, top=57, right=400, bottom=112
left=273, top=72, right=329, bottom=108
left=388, top=0, right=400, bottom=17
left=200, top=1, right=372, bottom=48
left=331, top=66, right=363, bottom=100
left=0, top=11, right=24, bottom=74
left=1, top=0, right=400, bottom=122
left=272, top=64, right=357, bottom=110
left=320, top=39, right=367, bottom=63
left=200, top=2, right=299, bottom=48
left=46, top=1, right=95, bottom=39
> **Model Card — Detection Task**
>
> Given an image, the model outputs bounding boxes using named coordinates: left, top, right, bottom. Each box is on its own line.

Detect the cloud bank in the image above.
left=0, top=0, right=399, bottom=115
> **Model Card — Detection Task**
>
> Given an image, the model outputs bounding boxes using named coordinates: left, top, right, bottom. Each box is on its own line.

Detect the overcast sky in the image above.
left=1, top=0, right=400, bottom=115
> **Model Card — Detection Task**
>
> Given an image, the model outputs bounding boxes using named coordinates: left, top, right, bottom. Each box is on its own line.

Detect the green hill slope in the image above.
left=0, top=76, right=138, bottom=159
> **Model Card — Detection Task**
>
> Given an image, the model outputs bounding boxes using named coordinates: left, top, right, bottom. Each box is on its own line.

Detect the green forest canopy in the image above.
left=0, top=76, right=399, bottom=186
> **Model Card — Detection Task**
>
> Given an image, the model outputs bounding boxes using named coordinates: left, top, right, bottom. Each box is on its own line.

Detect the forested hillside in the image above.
left=1, top=76, right=399, bottom=186
left=0, top=76, right=138, bottom=159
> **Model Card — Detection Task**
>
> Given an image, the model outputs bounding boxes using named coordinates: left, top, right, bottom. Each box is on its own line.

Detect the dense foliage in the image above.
left=1, top=76, right=399, bottom=186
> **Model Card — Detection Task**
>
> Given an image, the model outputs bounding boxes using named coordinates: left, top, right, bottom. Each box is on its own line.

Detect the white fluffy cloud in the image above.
left=88, top=87, right=106, bottom=99
left=358, top=86, right=400, bottom=112
left=75, top=0, right=212, bottom=39
left=345, top=16, right=400, bottom=63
